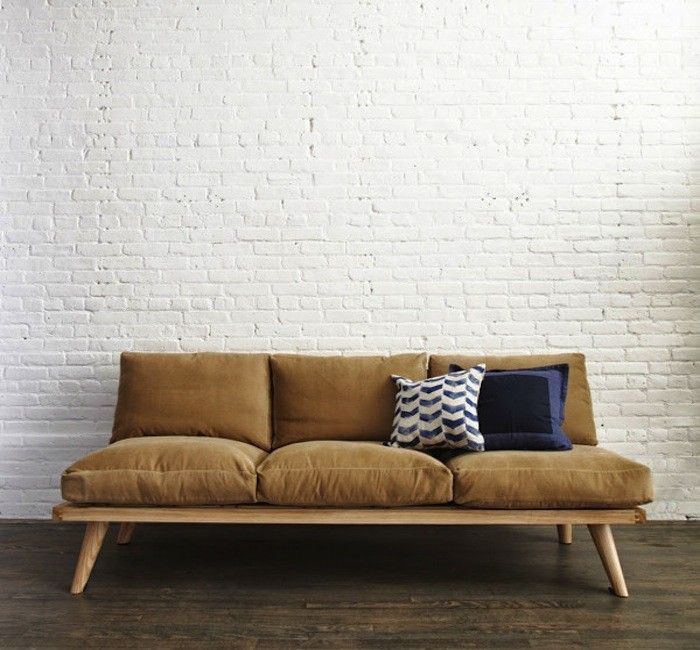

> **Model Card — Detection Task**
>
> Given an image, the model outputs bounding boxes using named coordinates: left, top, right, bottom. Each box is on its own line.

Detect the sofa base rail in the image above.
left=53, top=502, right=645, bottom=525
left=52, top=502, right=645, bottom=597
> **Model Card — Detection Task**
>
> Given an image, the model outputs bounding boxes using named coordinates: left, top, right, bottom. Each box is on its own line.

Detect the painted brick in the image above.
left=0, top=0, right=697, bottom=520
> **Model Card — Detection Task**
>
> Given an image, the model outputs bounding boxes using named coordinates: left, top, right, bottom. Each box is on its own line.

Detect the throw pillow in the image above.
left=385, top=365, right=486, bottom=451
left=449, top=363, right=572, bottom=451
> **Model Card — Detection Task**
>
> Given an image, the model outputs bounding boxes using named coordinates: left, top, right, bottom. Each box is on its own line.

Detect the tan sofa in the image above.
left=54, top=352, right=653, bottom=596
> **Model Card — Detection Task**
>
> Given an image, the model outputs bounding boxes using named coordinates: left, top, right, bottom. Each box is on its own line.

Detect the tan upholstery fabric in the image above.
left=257, top=440, right=452, bottom=506
left=446, top=445, right=653, bottom=509
left=430, top=353, right=597, bottom=445
left=271, top=353, right=427, bottom=447
left=62, top=436, right=267, bottom=506
left=111, top=352, right=272, bottom=449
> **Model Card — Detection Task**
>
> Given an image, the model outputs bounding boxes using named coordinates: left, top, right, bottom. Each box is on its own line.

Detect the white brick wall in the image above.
left=1, top=0, right=697, bottom=519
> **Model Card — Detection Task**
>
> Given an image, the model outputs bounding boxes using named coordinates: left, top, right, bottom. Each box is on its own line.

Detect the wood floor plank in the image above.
left=0, top=521, right=697, bottom=648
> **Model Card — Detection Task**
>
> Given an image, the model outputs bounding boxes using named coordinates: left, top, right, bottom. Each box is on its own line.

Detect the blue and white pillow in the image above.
left=385, top=365, right=486, bottom=451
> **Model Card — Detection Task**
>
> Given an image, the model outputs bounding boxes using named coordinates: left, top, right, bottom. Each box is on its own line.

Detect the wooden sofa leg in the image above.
left=71, top=522, right=109, bottom=595
left=117, top=522, right=136, bottom=545
left=557, top=524, right=573, bottom=544
left=587, top=524, right=628, bottom=598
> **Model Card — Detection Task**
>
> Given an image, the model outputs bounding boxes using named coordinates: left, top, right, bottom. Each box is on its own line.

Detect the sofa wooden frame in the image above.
left=53, top=502, right=645, bottom=597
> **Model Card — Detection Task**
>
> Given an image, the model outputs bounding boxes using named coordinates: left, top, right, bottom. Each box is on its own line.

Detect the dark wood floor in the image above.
left=0, top=521, right=697, bottom=648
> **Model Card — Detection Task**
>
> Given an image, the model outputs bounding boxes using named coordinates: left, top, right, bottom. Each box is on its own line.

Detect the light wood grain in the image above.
left=116, top=522, right=135, bottom=545
left=52, top=502, right=644, bottom=526
left=588, top=523, right=628, bottom=597
left=557, top=523, right=573, bottom=544
left=53, top=505, right=645, bottom=596
left=70, top=521, right=109, bottom=594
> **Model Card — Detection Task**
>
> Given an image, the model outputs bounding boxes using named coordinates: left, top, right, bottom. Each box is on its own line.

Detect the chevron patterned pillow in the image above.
left=385, top=364, right=487, bottom=452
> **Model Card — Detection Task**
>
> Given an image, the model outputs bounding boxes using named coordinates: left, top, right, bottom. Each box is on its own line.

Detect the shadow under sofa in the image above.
left=54, top=351, right=653, bottom=597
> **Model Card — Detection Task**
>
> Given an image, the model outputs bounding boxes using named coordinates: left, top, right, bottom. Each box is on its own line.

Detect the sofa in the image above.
left=53, top=351, right=653, bottom=596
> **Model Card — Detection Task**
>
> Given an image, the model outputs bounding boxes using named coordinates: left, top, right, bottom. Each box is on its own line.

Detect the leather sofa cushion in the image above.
left=271, top=353, right=427, bottom=447
left=446, top=445, right=653, bottom=509
left=62, top=437, right=267, bottom=506
left=430, top=353, right=596, bottom=446
left=112, top=352, right=272, bottom=450
left=257, top=440, right=452, bottom=506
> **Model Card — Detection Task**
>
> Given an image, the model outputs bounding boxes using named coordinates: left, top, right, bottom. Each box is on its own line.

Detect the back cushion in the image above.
left=429, top=353, right=597, bottom=446
left=112, top=352, right=272, bottom=450
left=271, top=353, right=428, bottom=448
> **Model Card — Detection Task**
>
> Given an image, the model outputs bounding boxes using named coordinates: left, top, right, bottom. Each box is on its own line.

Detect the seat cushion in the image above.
left=431, top=353, right=597, bottom=445
left=257, top=440, right=453, bottom=506
left=271, top=353, right=427, bottom=448
left=62, top=437, right=267, bottom=506
left=446, top=445, right=653, bottom=509
left=112, top=352, right=272, bottom=450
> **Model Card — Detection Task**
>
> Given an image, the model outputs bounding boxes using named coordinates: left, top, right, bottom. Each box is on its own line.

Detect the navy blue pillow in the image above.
left=448, top=363, right=573, bottom=451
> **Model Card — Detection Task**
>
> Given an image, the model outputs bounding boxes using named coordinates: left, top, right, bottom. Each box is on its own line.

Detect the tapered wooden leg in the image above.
left=71, top=521, right=109, bottom=594
left=117, top=522, right=136, bottom=545
left=557, top=524, right=573, bottom=544
left=587, top=524, right=628, bottom=597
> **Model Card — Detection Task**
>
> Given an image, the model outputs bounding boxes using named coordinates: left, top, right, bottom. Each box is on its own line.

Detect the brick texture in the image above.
left=1, top=1, right=697, bottom=519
